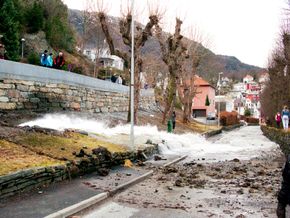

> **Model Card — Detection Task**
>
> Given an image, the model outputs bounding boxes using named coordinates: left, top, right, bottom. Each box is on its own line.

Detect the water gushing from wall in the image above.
left=20, top=114, right=279, bottom=161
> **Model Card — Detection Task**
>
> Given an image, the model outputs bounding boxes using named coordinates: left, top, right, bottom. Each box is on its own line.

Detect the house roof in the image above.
left=194, top=76, right=214, bottom=89
left=244, top=74, right=253, bottom=79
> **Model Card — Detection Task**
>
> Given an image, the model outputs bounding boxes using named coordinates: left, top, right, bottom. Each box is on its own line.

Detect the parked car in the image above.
left=206, top=112, right=216, bottom=120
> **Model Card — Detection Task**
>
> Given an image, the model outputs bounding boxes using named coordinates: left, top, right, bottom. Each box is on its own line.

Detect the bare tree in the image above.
left=261, top=26, right=290, bottom=124
left=155, top=18, right=188, bottom=124
left=96, top=0, right=160, bottom=123
left=176, top=27, right=209, bottom=123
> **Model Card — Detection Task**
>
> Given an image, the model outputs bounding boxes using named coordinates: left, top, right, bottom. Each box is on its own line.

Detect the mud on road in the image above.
left=108, top=150, right=285, bottom=218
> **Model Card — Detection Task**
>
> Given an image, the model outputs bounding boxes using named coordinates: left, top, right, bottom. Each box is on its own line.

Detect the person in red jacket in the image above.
left=53, top=52, right=65, bottom=69
left=275, top=112, right=282, bottom=128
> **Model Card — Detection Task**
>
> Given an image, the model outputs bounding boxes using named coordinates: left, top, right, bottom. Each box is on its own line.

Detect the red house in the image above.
left=192, top=76, right=216, bottom=117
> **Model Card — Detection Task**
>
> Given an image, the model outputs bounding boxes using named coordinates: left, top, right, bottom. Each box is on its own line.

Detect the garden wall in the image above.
left=0, top=60, right=156, bottom=113
left=0, top=145, right=158, bottom=199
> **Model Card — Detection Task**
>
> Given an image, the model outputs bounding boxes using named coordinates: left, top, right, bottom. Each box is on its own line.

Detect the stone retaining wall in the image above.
left=0, top=145, right=158, bottom=199
left=0, top=79, right=155, bottom=113
left=261, top=125, right=290, bottom=155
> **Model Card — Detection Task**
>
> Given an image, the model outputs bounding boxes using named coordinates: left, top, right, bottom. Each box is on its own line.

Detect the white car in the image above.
left=206, top=112, right=216, bottom=120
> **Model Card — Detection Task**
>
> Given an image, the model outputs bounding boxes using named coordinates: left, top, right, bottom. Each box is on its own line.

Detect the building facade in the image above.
left=192, top=76, right=216, bottom=117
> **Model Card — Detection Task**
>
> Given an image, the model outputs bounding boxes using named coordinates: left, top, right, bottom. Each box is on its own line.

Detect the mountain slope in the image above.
left=68, top=9, right=264, bottom=84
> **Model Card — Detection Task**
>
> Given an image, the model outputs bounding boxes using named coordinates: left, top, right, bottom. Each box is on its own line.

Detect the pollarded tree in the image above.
left=0, top=0, right=20, bottom=61
left=155, top=18, right=188, bottom=123
left=177, top=37, right=208, bottom=123
left=96, top=2, right=161, bottom=123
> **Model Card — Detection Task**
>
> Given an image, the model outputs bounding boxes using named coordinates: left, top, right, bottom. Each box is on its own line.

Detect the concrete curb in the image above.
left=109, top=170, right=154, bottom=196
left=44, top=192, right=108, bottom=218
left=44, top=155, right=188, bottom=218
left=163, top=155, right=188, bottom=167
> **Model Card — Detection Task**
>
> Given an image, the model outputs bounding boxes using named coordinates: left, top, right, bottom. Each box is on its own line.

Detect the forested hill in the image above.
left=68, top=9, right=264, bottom=84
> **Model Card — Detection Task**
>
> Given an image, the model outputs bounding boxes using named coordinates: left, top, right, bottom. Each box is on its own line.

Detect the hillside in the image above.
left=68, top=9, right=265, bottom=85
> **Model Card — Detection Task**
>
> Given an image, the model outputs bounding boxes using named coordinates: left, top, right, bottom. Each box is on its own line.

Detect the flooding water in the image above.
left=20, top=113, right=278, bottom=161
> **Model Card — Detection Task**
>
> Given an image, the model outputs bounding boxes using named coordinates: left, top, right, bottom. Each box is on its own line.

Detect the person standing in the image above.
left=53, top=52, right=65, bottom=69
left=275, top=112, right=282, bottom=128
left=116, top=75, right=122, bottom=84
left=172, top=111, right=176, bottom=130
left=40, top=50, right=48, bottom=66
left=277, top=155, right=290, bottom=218
left=282, top=106, right=290, bottom=130
left=47, top=53, right=53, bottom=67
left=111, top=74, right=117, bottom=83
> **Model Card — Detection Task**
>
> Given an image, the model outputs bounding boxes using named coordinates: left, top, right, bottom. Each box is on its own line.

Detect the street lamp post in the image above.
left=217, top=72, right=223, bottom=128
left=21, top=38, right=25, bottom=59
left=130, top=0, right=135, bottom=148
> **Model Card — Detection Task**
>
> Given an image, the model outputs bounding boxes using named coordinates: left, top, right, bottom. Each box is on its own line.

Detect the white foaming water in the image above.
left=20, top=113, right=279, bottom=161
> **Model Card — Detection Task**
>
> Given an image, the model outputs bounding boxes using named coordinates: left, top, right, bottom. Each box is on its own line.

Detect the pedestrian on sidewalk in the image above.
left=275, top=112, right=282, bottom=129
left=277, top=155, right=290, bottom=218
left=282, top=106, right=289, bottom=130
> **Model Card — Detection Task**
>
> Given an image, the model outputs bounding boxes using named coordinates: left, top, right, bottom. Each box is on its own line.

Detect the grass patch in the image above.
left=0, top=140, right=62, bottom=176
left=184, top=120, right=220, bottom=133
left=15, top=132, right=128, bottom=161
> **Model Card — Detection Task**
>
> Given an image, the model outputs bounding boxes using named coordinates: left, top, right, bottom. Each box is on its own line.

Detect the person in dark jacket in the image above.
left=277, top=155, right=290, bottom=218
left=53, top=52, right=65, bottom=69
left=172, top=111, right=176, bottom=130
left=111, top=74, right=117, bottom=83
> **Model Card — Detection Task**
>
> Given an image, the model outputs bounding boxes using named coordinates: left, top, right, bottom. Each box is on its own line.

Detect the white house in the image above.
left=243, top=74, right=254, bottom=83
left=83, top=48, right=124, bottom=71
left=221, top=76, right=231, bottom=87
left=99, top=55, right=124, bottom=71
left=233, top=82, right=246, bottom=92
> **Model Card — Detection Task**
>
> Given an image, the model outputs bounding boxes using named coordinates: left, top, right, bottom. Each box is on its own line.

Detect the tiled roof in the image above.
left=194, top=76, right=211, bottom=86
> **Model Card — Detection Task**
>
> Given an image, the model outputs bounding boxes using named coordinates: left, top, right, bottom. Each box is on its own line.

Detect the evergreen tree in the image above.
left=0, top=0, right=20, bottom=60
left=205, top=95, right=210, bottom=106
left=244, top=108, right=251, bottom=116
left=25, top=2, right=44, bottom=33
left=43, top=0, right=75, bottom=52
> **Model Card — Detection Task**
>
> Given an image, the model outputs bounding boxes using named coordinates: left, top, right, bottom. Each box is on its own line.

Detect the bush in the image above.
left=27, top=52, right=40, bottom=65
left=245, top=117, right=259, bottom=124
left=219, top=111, right=239, bottom=126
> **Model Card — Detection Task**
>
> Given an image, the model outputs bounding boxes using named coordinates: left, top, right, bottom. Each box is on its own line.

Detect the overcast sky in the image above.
left=63, top=0, right=287, bottom=68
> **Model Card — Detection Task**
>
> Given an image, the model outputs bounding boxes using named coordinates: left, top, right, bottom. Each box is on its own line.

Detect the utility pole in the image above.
left=130, top=0, right=135, bottom=148
left=218, top=72, right=223, bottom=128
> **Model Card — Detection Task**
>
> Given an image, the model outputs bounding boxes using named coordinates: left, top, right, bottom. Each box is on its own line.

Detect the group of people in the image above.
left=40, top=50, right=65, bottom=69
left=111, top=74, right=125, bottom=85
left=275, top=106, right=290, bottom=130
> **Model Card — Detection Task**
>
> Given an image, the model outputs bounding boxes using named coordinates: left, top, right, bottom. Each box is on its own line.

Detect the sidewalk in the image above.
left=0, top=166, right=148, bottom=218
left=0, top=155, right=184, bottom=218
